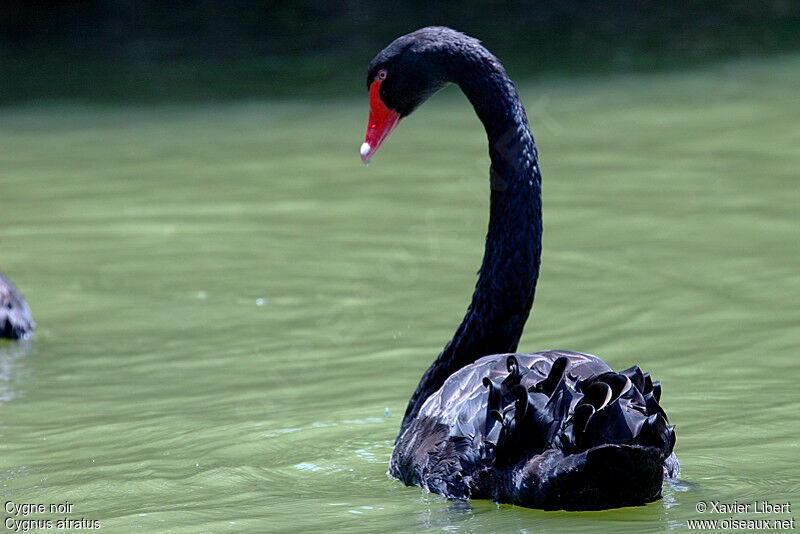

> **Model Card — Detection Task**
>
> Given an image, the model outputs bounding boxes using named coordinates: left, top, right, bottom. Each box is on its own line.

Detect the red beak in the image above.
left=360, top=79, right=401, bottom=165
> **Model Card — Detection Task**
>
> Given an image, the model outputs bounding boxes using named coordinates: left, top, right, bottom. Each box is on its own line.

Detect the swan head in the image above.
left=361, top=27, right=466, bottom=164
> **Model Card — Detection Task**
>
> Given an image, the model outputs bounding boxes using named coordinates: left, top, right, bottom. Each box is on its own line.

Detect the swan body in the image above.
left=391, top=351, right=677, bottom=509
left=0, top=270, right=34, bottom=340
left=361, top=27, right=677, bottom=510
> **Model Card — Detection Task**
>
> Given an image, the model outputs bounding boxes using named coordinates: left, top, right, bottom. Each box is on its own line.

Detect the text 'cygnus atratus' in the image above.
left=360, top=27, right=677, bottom=510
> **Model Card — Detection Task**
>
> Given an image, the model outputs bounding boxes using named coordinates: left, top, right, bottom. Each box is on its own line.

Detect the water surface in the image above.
left=1, top=55, right=799, bottom=532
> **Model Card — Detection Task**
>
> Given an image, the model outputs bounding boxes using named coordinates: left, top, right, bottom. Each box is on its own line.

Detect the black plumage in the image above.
left=0, top=269, right=34, bottom=340
left=391, top=352, right=677, bottom=509
left=362, top=27, right=677, bottom=510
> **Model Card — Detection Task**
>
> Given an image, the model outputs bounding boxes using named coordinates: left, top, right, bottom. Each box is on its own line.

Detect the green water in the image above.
left=1, top=55, right=799, bottom=533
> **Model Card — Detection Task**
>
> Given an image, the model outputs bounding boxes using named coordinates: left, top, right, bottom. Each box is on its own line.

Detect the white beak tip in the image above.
left=360, top=142, right=373, bottom=165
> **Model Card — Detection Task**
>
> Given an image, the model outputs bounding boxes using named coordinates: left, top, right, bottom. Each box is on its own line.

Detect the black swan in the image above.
left=360, top=27, right=677, bottom=510
left=0, top=269, right=34, bottom=340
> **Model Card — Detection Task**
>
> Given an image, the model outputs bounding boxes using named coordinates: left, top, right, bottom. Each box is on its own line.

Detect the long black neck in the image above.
left=400, top=45, right=542, bottom=433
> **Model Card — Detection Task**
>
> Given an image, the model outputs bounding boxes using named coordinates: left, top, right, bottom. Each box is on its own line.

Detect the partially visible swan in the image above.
left=0, top=269, right=34, bottom=340
left=360, top=27, right=677, bottom=510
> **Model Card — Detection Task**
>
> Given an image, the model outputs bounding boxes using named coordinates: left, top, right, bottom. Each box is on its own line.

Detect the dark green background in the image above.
left=3, top=0, right=800, bottom=103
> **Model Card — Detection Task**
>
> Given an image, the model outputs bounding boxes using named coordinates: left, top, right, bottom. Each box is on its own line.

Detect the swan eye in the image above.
left=377, top=69, right=388, bottom=81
